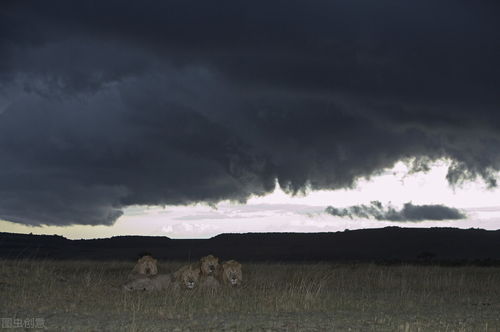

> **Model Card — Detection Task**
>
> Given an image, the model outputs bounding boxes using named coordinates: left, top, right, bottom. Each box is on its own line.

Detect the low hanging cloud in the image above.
left=0, top=1, right=499, bottom=226
left=325, top=201, right=466, bottom=222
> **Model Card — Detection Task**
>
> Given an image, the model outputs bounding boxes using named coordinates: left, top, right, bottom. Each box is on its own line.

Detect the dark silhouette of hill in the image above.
left=1, top=227, right=500, bottom=264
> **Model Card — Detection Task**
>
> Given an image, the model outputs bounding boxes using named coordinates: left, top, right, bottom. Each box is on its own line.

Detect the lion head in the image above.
left=175, top=266, right=200, bottom=290
left=132, top=255, right=158, bottom=276
left=200, top=254, right=219, bottom=276
left=221, top=260, right=242, bottom=287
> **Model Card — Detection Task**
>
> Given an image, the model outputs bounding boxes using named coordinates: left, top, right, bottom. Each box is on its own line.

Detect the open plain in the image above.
left=1, top=259, right=499, bottom=331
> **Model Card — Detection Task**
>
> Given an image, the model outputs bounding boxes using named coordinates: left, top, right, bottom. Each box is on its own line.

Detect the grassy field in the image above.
left=1, top=259, right=499, bottom=331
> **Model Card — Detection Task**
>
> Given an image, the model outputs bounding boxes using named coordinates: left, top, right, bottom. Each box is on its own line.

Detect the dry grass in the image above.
left=1, top=259, right=499, bottom=331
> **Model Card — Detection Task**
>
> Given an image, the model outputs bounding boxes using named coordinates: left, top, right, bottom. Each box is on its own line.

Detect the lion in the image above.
left=172, top=254, right=220, bottom=290
left=197, top=254, right=222, bottom=290
left=123, top=274, right=173, bottom=292
left=129, top=255, right=158, bottom=280
left=199, top=254, right=219, bottom=276
left=172, top=265, right=200, bottom=290
left=218, top=260, right=242, bottom=287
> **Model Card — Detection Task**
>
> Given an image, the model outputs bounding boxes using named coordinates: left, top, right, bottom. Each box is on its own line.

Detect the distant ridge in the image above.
left=1, top=227, right=499, bottom=264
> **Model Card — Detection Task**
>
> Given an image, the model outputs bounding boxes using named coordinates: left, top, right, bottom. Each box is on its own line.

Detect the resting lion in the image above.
left=198, top=254, right=222, bottom=290
left=173, top=265, right=200, bottom=290
left=173, top=254, right=221, bottom=290
left=129, top=255, right=158, bottom=280
left=218, top=260, right=242, bottom=287
left=199, top=254, right=219, bottom=276
left=124, top=258, right=204, bottom=291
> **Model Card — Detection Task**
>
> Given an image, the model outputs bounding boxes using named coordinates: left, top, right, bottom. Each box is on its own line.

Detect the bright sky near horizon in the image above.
left=2, top=159, right=500, bottom=239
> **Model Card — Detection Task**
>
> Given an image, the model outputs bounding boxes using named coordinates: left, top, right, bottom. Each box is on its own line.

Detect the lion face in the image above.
left=180, top=267, right=200, bottom=289
left=221, top=260, right=242, bottom=287
left=200, top=254, right=219, bottom=276
left=133, top=255, right=158, bottom=276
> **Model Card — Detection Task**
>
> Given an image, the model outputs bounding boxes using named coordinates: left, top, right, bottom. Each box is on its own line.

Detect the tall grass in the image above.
left=1, top=259, right=499, bottom=331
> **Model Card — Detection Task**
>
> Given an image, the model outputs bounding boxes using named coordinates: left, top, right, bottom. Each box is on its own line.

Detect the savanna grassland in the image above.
left=1, top=259, right=499, bottom=331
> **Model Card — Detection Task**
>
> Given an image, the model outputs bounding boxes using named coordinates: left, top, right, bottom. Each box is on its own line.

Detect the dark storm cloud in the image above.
left=0, top=1, right=499, bottom=225
left=325, top=201, right=466, bottom=222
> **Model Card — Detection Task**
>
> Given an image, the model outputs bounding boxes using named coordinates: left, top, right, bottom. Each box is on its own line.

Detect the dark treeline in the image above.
left=1, top=227, right=500, bottom=265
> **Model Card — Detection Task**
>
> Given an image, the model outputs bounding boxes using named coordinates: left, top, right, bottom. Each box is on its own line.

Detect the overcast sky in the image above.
left=1, top=1, right=499, bottom=238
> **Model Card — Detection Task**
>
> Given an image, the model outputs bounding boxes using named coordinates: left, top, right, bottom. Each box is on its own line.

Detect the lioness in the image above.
left=219, top=260, right=242, bottom=287
left=129, top=255, right=158, bottom=280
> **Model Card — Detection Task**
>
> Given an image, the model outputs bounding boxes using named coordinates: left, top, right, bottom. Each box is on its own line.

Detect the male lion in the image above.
left=219, top=260, right=242, bottom=287
left=133, top=255, right=158, bottom=275
left=173, top=254, right=221, bottom=290
left=198, top=254, right=222, bottom=290
left=128, top=255, right=158, bottom=280
left=199, top=254, right=219, bottom=276
left=173, top=265, right=200, bottom=290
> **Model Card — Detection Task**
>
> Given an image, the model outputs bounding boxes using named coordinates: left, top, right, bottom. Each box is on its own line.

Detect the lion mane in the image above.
left=131, top=255, right=158, bottom=277
left=174, top=254, right=221, bottom=290
left=219, top=260, right=242, bottom=287
left=173, top=265, right=201, bottom=290
left=199, top=254, right=219, bottom=277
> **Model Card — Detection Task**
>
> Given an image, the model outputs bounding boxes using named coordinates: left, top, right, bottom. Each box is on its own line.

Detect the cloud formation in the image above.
left=325, top=201, right=466, bottom=222
left=0, top=1, right=499, bottom=225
